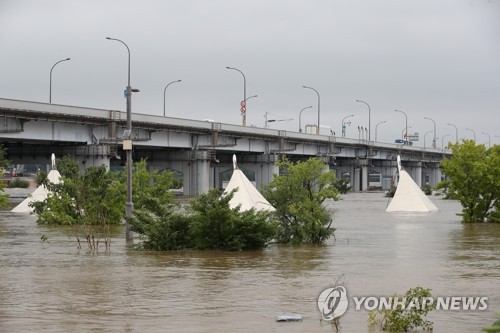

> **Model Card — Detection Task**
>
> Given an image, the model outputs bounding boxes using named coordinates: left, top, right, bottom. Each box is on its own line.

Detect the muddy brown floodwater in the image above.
left=0, top=192, right=499, bottom=332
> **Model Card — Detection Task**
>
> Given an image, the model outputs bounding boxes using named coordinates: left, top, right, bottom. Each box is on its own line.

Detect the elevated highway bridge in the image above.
left=0, top=98, right=450, bottom=195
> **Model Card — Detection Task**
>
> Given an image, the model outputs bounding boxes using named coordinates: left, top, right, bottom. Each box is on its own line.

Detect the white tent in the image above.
left=11, top=154, right=62, bottom=214
left=386, top=156, right=438, bottom=212
left=223, top=155, right=275, bottom=212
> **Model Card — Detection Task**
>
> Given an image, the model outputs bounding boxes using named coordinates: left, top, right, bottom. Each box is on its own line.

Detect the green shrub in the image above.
left=189, top=188, right=276, bottom=251
left=130, top=188, right=277, bottom=251
left=369, top=286, right=435, bottom=332
left=8, top=177, right=30, bottom=188
left=421, top=184, right=432, bottom=195
left=262, top=158, right=340, bottom=244
left=483, top=312, right=500, bottom=333
left=385, top=185, right=396, bottom=198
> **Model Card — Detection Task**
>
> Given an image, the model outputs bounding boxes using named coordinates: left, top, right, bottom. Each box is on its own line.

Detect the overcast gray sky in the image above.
left=1, top=0, right=499, bottom=146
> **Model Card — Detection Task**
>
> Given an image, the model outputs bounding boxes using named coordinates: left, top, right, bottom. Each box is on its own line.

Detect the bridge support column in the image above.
left=183, top=150, right=211, bottom=196
left=414, top=162, right=422, bottom=187
left=361, top=165, right=369, bottom=191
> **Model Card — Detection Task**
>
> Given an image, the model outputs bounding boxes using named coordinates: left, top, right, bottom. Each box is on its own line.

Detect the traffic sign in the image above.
left=240, top=101, right=246, bottom=107
left=240, top=106, right=246, bottom=114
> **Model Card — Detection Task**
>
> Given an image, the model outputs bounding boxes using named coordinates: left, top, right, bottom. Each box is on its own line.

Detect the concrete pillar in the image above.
left=182, top=150, right=211, bottom=196
left=361, top=165, right=369, bottom=191
left=414, top=162, right=422, bottom=187
left=353, top=167, right=361, bottom=192
left=196, top=158, right=210, bottom=195
left=256, top=160, right=278, bottom=189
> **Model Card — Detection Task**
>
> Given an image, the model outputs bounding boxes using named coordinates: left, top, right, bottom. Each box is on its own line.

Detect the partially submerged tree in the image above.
left=31, top=156, right=125, bottom=250
left=369, top=286, right=436, bottom=332
left=129, top=188, right=277, bottom=251
left=262, top=158, right=340, bottom=244
left=438, top=141, right=499, bottom=223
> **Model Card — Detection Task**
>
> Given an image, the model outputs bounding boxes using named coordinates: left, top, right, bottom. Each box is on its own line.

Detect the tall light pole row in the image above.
left=49, top=58, right=71, bottom=103
left=106, top=36, right=140, bottom=243
left=394, top=109, right=408, bottom=145
left=163, top=80, right=181, bottom=117
left=302, top=86, right=320, bottom=135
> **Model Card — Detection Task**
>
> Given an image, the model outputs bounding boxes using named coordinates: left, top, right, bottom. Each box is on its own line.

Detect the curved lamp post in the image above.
left=299, top=105, right=313, bottom=132
left=481, top=132, right=491, bottom=148
left=447, top=123, right=458, bottom=144
left=245, top=94, right=258, bottom=102
left=226, top=66, right=247, bottom=126
left=302, top=86, right=320, bottom=135
left=341, top=114, right=354, bottom=138
left=442, top=134, right=451, bottom=150
left=375, top=120, right=386, bottom=142
left=163, top=80, right=181, bottom=117
left=424, top=117, right=437, bottom=149
left=106, top=36, right=139, bottom=243
left=356, top=100, right=371, bottom=141
left=395, top=109, right=408, bottom=145
left=465, top=128, right=476, bottom=141
left=49, top=58, right=71, bottom=103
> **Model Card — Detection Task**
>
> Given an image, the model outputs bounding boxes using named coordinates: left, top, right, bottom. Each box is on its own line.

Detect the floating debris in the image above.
left=276, top=313, right=303, bottom=322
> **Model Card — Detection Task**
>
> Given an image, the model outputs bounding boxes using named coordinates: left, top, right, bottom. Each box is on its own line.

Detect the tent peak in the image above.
left=233, top=154, right=238, bottom=170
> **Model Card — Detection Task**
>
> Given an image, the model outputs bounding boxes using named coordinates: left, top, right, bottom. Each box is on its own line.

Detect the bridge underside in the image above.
left=0, top=98, right=447, bottom=195
left=3, top=139, right=443, bottom=196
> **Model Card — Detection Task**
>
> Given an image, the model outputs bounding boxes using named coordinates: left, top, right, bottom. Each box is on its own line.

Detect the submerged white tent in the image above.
left=223, top=155, right=275, bottom=212
left=386, top=156, right=439, bottom=212
left=11, top=154, right=62, bottom=214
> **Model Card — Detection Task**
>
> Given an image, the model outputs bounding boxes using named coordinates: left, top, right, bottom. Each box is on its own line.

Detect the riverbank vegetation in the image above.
left=437, top=140, right=499, bottom=223
left=262, top=158, right=340, bottom=244
left=368, top=286, right=436, bottom=332
left=128, top=188, right=277, bottom=251
left=28, top=156, right=338, bottom=250
left=0, top=146, right=10, bottom=208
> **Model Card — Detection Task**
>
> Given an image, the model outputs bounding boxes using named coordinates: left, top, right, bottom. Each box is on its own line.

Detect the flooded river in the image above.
left=1, top=193, right=499, bottom=332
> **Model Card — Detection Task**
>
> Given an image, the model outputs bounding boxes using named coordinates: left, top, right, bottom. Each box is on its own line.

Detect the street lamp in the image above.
left=465, top=128, right=476, bottom=141
left=424, top=130, right=433, bottom=149
left=163, top=80, right=181, bottom=117
left=299, top=105, right=313, bottom=132
left=356, top=100, right=371, bottom=141
left=394, top=110, right=408, bottom=145
left=424, top=117, right=437, bottom=149
left=341, top=114, right=354, bottom=138
left=245, top=94, right=258, bottom=102
left=49, top=58, right=71, bottom=103
left=375, top=120, right=386, bottom=142
left=226, top=66, right=247, bottom=126
left=302, top=86, right=320, bottom=135
left=442, top=134, right=451, bottom=150
left=106, top=36, right=139, bottom=243
left=481, top=132, right=491, bottom=148
left=401, top=125, right=412, bottom=139
left=447, top=123, right=458, bottom=144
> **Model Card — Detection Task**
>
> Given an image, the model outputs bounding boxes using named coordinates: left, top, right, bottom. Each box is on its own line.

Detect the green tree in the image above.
left=128, top=196, right=190, bottom=251
left=262, top=158, right=340, bottom=244
left=438, top=141, right=499, bottom=223
left=130, top=188, right=277, bottom=251
left=0, top=146, right=10, bottom=208
left=31, top=164, right=125, bottom=249
left=369, top=286, right=436, bottom=332
left=125, top=159, right=176, bottom=211
left=189, top=188, right=276, bottom=250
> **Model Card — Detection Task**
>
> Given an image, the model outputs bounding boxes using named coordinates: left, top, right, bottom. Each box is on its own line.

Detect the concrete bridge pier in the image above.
left=183, top=150, right=211, bottom=196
